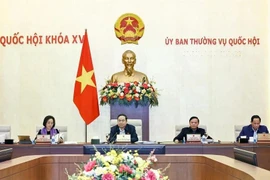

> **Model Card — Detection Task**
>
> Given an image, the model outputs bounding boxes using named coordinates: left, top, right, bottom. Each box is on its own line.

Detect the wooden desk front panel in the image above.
left=0, top=155, right=262, bottom=180
left=253, top=144, right=270, bottom=170
left=0, top=144, right=84, bottom=158
left=166, top=143, right=270, bottom=170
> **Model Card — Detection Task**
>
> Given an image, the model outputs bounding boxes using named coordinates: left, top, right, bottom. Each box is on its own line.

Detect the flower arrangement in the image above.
left=66, top=149, right=169, bottom=180
left=99, top=81, right=159, bottom=107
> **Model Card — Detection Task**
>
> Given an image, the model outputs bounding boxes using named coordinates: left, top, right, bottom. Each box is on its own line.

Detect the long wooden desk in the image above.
left=166, top=143, right=270, bottom=170
left=0, top=143, right=84, bottom=158
left=1, top=142, right=270, bottom=170
left=1, top=154, right=270, bottom=180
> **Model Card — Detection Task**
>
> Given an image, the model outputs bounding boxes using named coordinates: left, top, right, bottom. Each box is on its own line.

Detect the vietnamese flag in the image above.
left=73, top=30, right=100, bottom=125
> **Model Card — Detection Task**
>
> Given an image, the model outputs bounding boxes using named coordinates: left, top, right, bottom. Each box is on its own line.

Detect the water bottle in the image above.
left=106, top=133, right=110, bottom=143
left=51, top=135, right=56, bottom=144
left=253, top=132, right=257, bottom=143
left=201, top=135, right=207, bottom=144
left=182, top=137, right=186, bottom=144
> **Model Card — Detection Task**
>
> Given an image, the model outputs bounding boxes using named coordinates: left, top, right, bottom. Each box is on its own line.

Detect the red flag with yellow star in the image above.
left=73, top=30, right=100, bottom=125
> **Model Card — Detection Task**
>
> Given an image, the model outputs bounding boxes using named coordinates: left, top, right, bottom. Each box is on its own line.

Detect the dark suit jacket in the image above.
left=236, top=124, right=269, bottom=141
left=173, top=127, right=212, bottom=142
left=109, top=124, right=138, bottom=143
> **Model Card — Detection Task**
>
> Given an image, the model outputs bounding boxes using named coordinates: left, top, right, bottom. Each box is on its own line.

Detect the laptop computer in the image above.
left=186, top=134, right=201, bottom=142
left=18, top=135, right=31, bottom=141
left=116, top=134, right=131, bottom=142
left=18, top=135, right=32, bottom=144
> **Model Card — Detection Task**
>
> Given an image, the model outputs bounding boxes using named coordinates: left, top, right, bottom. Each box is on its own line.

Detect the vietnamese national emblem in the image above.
left=114, top=13, right=145, bottom=45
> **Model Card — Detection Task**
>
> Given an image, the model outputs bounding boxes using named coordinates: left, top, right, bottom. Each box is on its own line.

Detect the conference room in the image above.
left=1, top=0, right=270, bottom=179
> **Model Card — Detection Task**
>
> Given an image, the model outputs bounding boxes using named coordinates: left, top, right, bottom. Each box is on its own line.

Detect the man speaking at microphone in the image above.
left=108, top=114, right=138, bottom=143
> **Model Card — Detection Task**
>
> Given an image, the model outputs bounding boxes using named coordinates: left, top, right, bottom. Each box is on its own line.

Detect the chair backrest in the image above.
left=175, top=125, right=207, bottom=136
left=0, top=126, right=11, bottom=141
left=36, top=126, right=67, bottom=141
left=234, top=147, right=258, bottom=166
left=110, top=119, right=142, bottom=141
left=0, top=148, right=13, bottom=162
left=235, top=125, right=244, bottom=140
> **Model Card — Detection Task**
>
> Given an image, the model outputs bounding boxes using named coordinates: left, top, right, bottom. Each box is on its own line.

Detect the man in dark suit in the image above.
left=108, top=114, right=138, bottom=143
left=236, top=115, right=269, bottom=141
left=173, top=116, right=212, bottom=143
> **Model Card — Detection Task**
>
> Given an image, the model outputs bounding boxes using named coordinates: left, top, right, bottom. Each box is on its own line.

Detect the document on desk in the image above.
left=157, top=141, right=175, bottom=144
left=136, top=141, right=157, bottom=144
left=63, top=141, right=78, bottom=144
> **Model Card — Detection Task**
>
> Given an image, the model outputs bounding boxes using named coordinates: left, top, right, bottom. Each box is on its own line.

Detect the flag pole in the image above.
left=85, top=28, right=88, bottom=144
left=85, top=124, right=87, bottom=143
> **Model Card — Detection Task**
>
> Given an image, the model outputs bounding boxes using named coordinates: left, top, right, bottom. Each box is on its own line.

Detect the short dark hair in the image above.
left=117, top=114, right=128, bottom=121
left=189, top=116, right=199, bottom=123
left=43, top=115, right=55, bottom=128
left=251, top=115, right=261, bottom=122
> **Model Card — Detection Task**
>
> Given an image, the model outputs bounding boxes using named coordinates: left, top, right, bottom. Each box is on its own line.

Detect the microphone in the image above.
left=108, top=132, right=118, bottom=144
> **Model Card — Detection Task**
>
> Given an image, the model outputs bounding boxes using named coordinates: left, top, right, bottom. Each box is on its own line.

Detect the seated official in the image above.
left=36, top=115, right=63, bottom=143
left=108, top=114, right=138, bottom=143
left=173, top=116, right=212, bottom=143
left=236, top=115, right=269, bottom=142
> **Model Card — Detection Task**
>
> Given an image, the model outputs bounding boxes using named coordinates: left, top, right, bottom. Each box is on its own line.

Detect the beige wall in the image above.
left=0, top=0, right=269, bottom=142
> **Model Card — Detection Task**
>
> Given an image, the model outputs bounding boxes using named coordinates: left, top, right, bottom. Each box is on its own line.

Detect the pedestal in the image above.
left=110, top=104, right=149, bottom=141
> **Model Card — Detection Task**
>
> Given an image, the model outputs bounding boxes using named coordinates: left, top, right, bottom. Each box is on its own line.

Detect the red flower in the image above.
left=84, top=160, right=96, bottom=172
left=134, top=97, right=140, bottom=101
left=119, top=166, right=123, bottom=173
left=119, top=95, right=125, bottom=99
left=125, top=166, right=133, bottom=174
left=102, top=96, right=108, bottom=102
left=145, top=170, right=157, bottom=180
left=102, top=173, right=114, bottom=180
left=124, top=88, right=130, bottom=94
left=124, top=83, right=130, bottom=88
left=119, top=165, right=132, bottom=174
left=111, top=83, right=118, bottom=87
left=134, top=81, right=139, bottom=86
left=142, top=83, right=148, bottom=89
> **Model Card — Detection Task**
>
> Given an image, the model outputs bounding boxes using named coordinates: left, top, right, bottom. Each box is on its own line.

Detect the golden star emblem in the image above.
left=76, top=66, right=96, bottom=93
left=125, top=17, right=134, bottom=25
